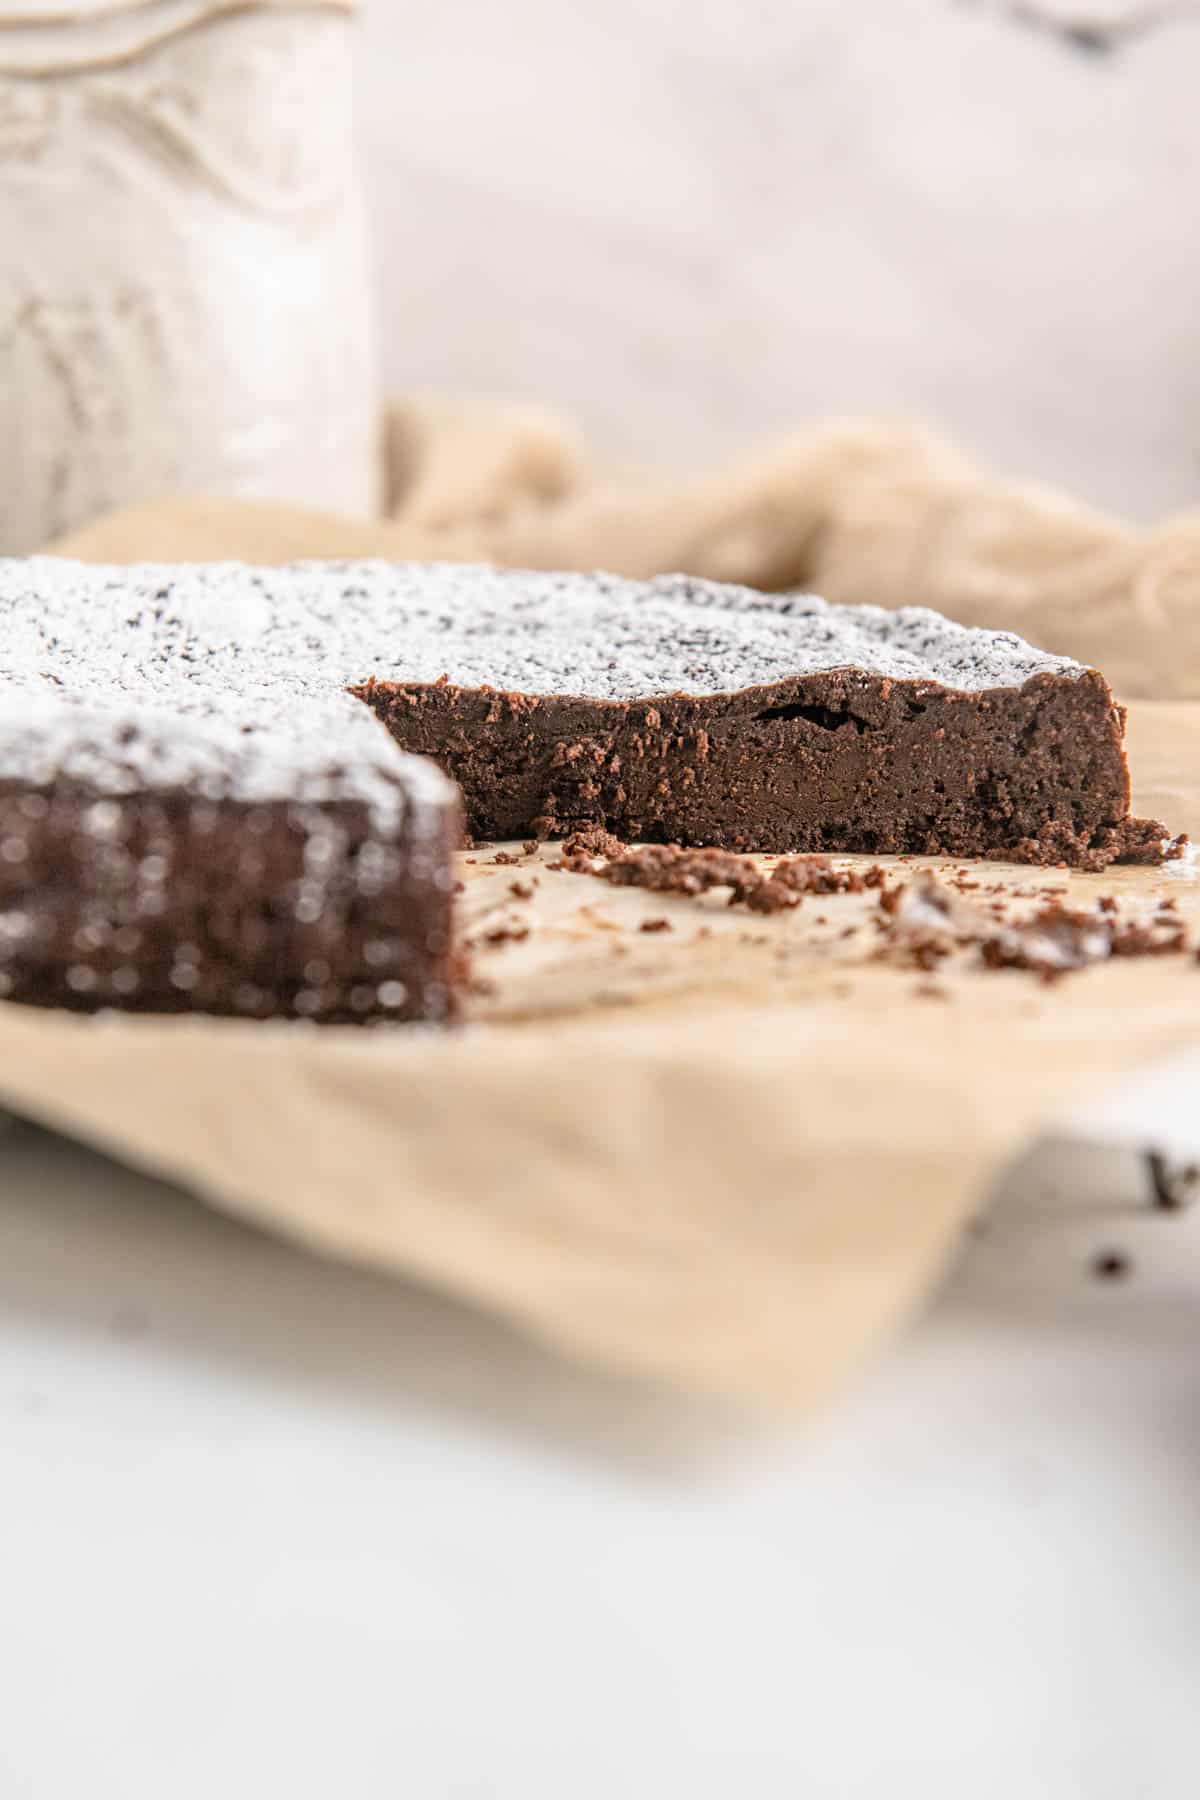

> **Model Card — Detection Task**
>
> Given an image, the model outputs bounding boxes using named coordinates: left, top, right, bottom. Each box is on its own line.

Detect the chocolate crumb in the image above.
left=492, top=850, right=520, bottom=865
left=563, top=842, right=888, bottom=914
left=508, top=879, right=536, bottom=900
left=980, top=900, right=1188, bottom=979
left=481, top=921, right=530, bottom=947
left=1146, top=1152, right=1200, bottom=1213
left=640, top=916, right=672, bottom=933
left=522, top=840, right=540, bottom=857
left=560, top=824, right=630, bottom=862
left=1091, top=1249, right=1132, bottom=1281
left=875, top=873, right=1192, bottom=981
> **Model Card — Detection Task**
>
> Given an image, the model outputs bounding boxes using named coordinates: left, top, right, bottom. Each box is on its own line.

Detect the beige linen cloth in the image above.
left=2, top=403, right=1193, bottom=1409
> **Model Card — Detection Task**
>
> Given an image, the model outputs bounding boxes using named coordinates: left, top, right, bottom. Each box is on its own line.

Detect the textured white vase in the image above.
left=0, top=0, right=377, bottom=552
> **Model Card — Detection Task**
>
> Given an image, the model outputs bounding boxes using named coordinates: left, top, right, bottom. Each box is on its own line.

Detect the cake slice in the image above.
left=347, top=570, right=1161, bottom=867
left=0, top=694, right=460, bottom=1022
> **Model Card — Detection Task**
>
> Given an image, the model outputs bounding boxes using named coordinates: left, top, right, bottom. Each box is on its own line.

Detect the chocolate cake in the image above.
left=0, top=557, right=1171, bottom=1020
left=0, top=695, right=460, bottom=1026
left=348, top=566, right=1156, bottom=865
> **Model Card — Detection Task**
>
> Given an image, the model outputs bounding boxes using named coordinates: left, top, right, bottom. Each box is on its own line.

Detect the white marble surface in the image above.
left=357, top=0, right=1200, bottom=520
left=2, top=1118, right=1199, bottom=1798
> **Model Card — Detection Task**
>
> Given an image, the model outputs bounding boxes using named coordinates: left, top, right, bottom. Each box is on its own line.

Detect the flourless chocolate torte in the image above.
left=0, top=558, right=1172, bottom=1019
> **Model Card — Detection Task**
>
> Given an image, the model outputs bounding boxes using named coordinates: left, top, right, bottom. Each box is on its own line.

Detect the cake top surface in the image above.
left=0, top=690, right=454, bottom=832
left=0, top=558, right=1086, bottom=708
left=0, top=560, right=466, bottom=825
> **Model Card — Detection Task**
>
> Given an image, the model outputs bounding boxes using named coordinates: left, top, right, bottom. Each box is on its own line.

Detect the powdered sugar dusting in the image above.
left=0, top=691, right=449, bottom=835
left=0, top=559, right=1084, bottom=724
left=0, top=560, right=459, bottom=831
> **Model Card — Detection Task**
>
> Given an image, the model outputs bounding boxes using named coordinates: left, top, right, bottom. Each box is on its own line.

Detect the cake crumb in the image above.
left=561, top=841, right=888, bottom=914
left=481, top=921, right=530, bottom=947
left=1146, top=1152, right=1199, bottom=1213
left=560, top=825, right=628, bottom=861
left=878, top=874, right=1191, bottom=980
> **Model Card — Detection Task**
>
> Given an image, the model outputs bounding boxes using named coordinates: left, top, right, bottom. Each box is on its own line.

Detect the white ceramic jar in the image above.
left=0, top=0, right=377, bottom=552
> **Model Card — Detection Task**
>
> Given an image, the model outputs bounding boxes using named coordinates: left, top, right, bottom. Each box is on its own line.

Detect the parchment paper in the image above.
left=1, top=714, right=1196, bottom=1403
left=11, top=447, right=1199, bottom=1405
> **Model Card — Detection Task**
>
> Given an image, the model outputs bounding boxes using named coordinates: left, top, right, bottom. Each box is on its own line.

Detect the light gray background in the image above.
left=356, top=0, right=1199, bottom=520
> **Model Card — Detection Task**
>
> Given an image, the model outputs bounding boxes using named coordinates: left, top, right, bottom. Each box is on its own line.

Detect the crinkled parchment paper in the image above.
left=1, top=692, right=1196, bottom=1405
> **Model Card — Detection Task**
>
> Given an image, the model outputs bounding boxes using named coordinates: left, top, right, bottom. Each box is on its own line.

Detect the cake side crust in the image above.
left=358, top=666, right=1145, bottom=865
